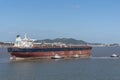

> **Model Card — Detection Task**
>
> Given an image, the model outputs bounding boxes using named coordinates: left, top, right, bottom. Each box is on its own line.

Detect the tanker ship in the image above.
left=8, top=34, right=92, bottom=60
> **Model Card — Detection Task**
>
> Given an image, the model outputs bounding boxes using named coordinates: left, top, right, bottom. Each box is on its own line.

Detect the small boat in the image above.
left=110, top=54, right=119, bottom=57
left=72, top=54, right=80, bottom=58
left=51, top=54, right=64, bottom=59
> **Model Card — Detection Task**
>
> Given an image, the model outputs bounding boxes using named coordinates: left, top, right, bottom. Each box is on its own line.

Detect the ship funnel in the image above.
left=14, top=35, right=22, bottom=47
left=16, top=35, right=21, bottom=40
left=16, top=35, right=20, bottom=38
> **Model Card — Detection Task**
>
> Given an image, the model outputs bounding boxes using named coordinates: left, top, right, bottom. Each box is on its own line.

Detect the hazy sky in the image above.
left=0, top=0, right=120, bottom=43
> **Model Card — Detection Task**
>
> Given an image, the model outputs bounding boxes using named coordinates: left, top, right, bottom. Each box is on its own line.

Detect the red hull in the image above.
left=10, top=50, right=91, bottom=59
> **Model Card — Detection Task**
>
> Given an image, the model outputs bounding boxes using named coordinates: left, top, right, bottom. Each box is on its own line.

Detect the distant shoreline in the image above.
left=0, top=38, right=120, bottom=48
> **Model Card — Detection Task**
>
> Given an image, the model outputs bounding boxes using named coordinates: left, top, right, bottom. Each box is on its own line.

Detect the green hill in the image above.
left=34, top=38, right=88, bottom=45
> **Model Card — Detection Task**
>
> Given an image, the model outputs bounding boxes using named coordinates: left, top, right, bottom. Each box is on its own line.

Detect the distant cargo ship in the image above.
left=7, top=34, right=92, bottom=60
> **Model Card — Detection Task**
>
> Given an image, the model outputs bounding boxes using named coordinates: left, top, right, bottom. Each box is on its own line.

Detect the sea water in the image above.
left=0, top=47, right=120, bottom=80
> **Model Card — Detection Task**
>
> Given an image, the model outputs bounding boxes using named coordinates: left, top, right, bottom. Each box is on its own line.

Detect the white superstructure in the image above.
left=14, top=34, right=33, bottom=48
